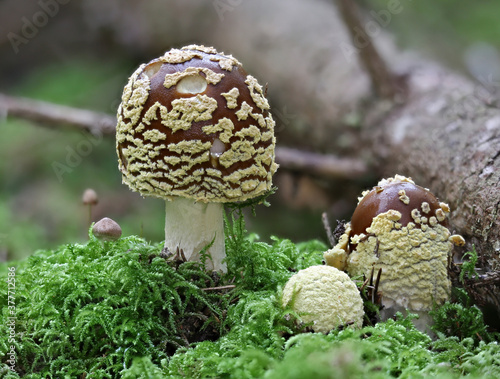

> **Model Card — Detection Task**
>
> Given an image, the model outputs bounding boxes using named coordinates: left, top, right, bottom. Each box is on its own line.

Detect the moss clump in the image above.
left=0, top=209, right=323, bottom=377
left=430, top=287, right=498, bottom=344
left=430, top=246, right=499, bottom=345
left=0, top=234, right=228, bottom=377
left=1, top=210, right=499, bottom=378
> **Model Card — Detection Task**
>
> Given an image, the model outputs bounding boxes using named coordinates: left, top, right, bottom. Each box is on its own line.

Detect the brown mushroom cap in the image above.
left=82, top=188, right=98, bottom=206
left=350, top=178, right=446, bottom=240
left=92, top=217, right=122, bottom=242
left=116, top=45, right=278, bottom=202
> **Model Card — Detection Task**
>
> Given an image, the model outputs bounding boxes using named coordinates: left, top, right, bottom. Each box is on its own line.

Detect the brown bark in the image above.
left=364, top=65, right=500, bottom=316
left=367, top=66, right=500, bottom=266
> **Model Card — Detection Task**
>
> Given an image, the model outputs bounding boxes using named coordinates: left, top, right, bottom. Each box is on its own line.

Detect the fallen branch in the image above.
left=331, top=0, right=500, bottom=320
left=0, top=92, right=368, bottom=180
left=335, top=0, right=405, bottom=100
left=275, top=146, right=367, bottom=179
left=0, top=92, right=115, bottom=136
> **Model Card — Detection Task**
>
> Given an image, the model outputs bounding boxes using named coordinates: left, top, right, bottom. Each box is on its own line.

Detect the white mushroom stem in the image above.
left=164, top=197, right=226, bottom=272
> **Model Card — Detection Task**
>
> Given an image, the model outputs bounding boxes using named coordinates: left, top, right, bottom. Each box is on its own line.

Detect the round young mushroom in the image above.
left=282, top=265, right=364, bottom=333
left=324, top=175, right=465, bottom=327
left=92, top=217, right=122, bottom=242
left=116, top=45, right=278, bottom=272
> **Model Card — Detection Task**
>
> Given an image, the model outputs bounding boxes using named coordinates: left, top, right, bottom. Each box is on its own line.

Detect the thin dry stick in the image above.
left=275, top=147, right=367, bottom=179
left=321, top=212, right=336, bottom=247
left=0, top=92, right=368, bottom=179
left=201, top=285, right=236, bottom=292
left=335, top=0, right=405, bottom=100
left=0, top=92, right=115, bottom=136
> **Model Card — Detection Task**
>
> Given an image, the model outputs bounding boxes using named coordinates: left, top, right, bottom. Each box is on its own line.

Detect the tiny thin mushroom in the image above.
left=82, top=188, right=98, bottom=206
left=82, top=188, right=98, bottom=226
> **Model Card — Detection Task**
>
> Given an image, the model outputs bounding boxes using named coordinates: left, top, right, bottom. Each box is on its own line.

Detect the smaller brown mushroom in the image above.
left=92, top=217, right=122, bottom=242
left=324, top=175, right=464, bottom=329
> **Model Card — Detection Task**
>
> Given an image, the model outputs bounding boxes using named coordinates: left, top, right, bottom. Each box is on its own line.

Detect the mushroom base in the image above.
left=164, top=198, right=226, bottom=272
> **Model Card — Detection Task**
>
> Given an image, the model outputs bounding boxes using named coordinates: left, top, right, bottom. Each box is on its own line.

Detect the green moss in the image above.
left=0, top=233, right=224, bottom=377
left=430, top=289, right=495, bottom=344
left=430, top=246, right=498, bottom=344
left=1, top=212, right=498, bottom=378
left=459, top=247, right=479, bottom=283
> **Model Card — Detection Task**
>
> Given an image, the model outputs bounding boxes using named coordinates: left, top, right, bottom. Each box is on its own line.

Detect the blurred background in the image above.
left=1, top=0, right=500, bottom=261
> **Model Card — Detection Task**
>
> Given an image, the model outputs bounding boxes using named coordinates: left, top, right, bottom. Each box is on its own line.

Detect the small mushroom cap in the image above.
left=82, top=188, right=98, bottom=205
left=92, top=217, right=122, bottom=241
left=282, top=265, right=364, bottom=333
left=116, top=44, right=278, bottom=202
left=350, top=175, right=446, bottom=240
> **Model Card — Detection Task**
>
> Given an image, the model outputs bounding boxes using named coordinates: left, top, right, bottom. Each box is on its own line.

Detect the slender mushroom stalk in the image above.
left=116, top=45, right=278, bottom=272
left=164, top=198, right=225, bottom=268
left=82, top=188, right=98, bottom=226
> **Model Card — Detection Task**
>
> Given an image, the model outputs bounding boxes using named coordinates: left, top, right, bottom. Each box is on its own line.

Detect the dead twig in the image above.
left=335, top=0, right=406, bottom=100
left=322, top=212, right=336, bottom=247
left=0, top=92, right=368, bottom=179
left=201, top=285, right=236, bottom=292
left=472, top=271, right=500, bottom=287
left=0, top=92, right=115, bottom=136
left=275, top=146, right=367, bottom=179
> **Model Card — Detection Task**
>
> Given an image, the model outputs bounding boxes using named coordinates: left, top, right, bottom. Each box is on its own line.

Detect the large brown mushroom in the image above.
left=116, top=45, right=278, bottom=272
left=324, top=175, right=464, bottom=328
